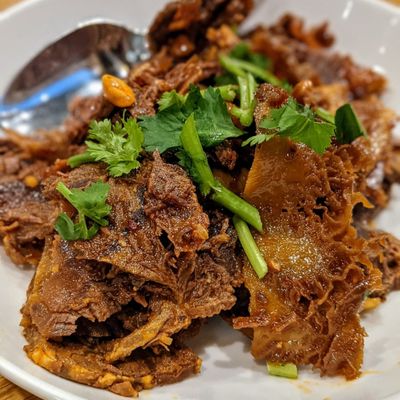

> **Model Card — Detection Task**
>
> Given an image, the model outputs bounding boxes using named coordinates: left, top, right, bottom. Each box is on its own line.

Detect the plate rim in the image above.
left=0, top=0, right=400, bottom=399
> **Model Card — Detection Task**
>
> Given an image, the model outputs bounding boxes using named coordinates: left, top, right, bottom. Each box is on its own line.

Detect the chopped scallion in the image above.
left=180, top=114, right=263, bottom=233
left=231, top=73, right=257, bottom=127
left=232, top=215, right=268, bottom=279
left=267, top=362, right=298, bottom=379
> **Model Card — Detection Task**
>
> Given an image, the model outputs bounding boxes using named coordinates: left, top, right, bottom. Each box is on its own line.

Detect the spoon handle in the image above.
left=0, top=68, right=97, bottom=115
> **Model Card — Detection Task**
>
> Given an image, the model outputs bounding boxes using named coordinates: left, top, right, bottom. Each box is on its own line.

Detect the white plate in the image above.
left=0, top=1, right=400, bottom=399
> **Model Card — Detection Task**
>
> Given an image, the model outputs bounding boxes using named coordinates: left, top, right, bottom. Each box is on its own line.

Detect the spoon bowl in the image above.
left=0, top=22, right=148, bottom=134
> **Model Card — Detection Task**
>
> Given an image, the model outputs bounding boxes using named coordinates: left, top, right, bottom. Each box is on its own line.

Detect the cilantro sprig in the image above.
left=259, top=98, right=335, bottom=154
left=157, top=85, right=237, bottom=112
left=243, top=98, right=366, bottom=154
left=68, top=116, right=144, bottom=177
left=55, top=181, right=111, bottom=240
left=140, top=85, right=243, bottom=153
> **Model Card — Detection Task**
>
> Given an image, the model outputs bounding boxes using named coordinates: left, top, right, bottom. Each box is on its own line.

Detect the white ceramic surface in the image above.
left=0, top=1, right=400, bottom=399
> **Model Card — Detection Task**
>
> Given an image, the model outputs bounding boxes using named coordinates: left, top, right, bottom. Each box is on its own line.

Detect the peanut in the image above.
left=102, top=74, right=135, bottom=108
left=24, top=175, right=39, bottom=188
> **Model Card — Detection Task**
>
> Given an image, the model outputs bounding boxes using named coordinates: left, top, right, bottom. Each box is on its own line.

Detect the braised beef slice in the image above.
left=22, top=154, right=241, bottom=396
left=148, top=0, right=253, bottom=55
left=249, top=15, right=386, bottom=99
left=144, top=153, right=209, bottom=254
left=24, top=236, right=143, bottom=338
left=23, top=323, right=200, bottom=397
left=0, top=180, right=59, bottom=265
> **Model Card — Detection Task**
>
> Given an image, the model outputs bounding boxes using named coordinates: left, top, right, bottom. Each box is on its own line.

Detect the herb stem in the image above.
left=68, top=152, right=97, bottom=168
left=315, top=107, right=335, bottom=124
left=212, top=185, right=262, bottom=232
left=216, top=84, right=238, bottom=102
left=180, top=114, right=263, bottom=232
left=232, top=215, right=268, bottom=279
left=231, top=73, right=256, bottom=127
left=220, top=54, right=282, bottom=87
left=180, top=113, right=216, bottom=195
left=56, top=182, right=73, bottom=200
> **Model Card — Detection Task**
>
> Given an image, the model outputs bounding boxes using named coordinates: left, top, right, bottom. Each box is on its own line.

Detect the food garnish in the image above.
left=140, top=85, right=243, bottom=153
left=316, top=103, right=366, bottom=143
left=267, top=362, right=298, bottom=379
left=55, top=181, right=111, bottom=240
left=68, top=116, right=144, bottom=177
left=232, top=215, right=268, bottom=279
left=243, top=98, right=366, bottom=153
left=334, top=103, right=366, bottom=143
left=218, top=42, right=284, bottom=126
left=230, top=72, right=257, bottom=127
left=219, top=42, right=282, bottom=87
left=256, top=97, right=335, bottom=153
left=179, top=113, right=263, bottom=233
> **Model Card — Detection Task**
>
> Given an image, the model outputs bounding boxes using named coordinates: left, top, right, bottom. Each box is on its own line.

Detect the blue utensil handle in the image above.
left=0, top=68, right=98, bottom=114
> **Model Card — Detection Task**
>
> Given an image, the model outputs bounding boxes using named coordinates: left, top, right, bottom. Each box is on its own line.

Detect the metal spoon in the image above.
left=0, top=22, right=149, bottom=135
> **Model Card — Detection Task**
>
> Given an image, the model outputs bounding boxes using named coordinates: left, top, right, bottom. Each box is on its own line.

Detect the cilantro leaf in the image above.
left=258, top=98, right=335, bottom=154
left=55, top=212, right=98, bottom=240
left=55, top=181, right=111, bottom=241
left=140, top=85, right=243, bottom=153
left=195, top=87, right=243, bottom=146
left=158, top=90, right=187, bottom=111
left=242, top=133, right=276, bottom=147
left=68, top=116, right=144, bottom=177
left=335, top=103, right=366, bottom=144
left=139, top=104, right=187, bottom=153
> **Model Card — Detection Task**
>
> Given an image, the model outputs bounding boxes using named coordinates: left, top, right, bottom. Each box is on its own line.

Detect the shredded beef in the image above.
left=144, top=153, right=209, bottom=254
left=148, top=0, right=253, bottom=56
left=22, top=155, right=241, bottom=395
left=249, top=15, right=386, bottom=99
left=23, top=323, right=200, bottom=397
left=0, top=180, right=59, bottom=265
